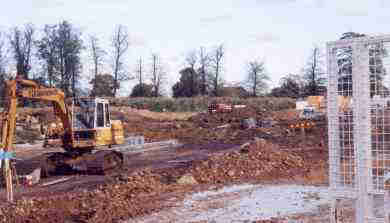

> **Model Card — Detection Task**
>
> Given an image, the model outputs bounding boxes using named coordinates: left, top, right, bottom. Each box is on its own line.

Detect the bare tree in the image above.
left=9, top=23, right=35, bottom=78
left=111, top=24, right=129, bottom=97
left=150, top=53, right=166, bottom=97
left=0, top=31, right=7, bottom=75
left=131, top=57, right=154, bottom=97
left=210, top=44, right=224, bottom=96
left=136, top=57, right=144, bottom=86
left=184, top=49, right=200, bottom=97
left=132, top=57, right=148, bottom=97
left=36, top=24, right=59, bottom=87
left=36, top=21, right=83, bottom=96
left=57, top=21, right=83, bottom=97
left=185, top=49, right=198, bottom=70
left=198, top=46, right=210, bottom=95
left=89, top=35, right=105, bottom=89
left=245, top=60, right=270, bottom=97
left=0, top=31, right=8, bottom=100
left=303, top=46, right=325, bottom=96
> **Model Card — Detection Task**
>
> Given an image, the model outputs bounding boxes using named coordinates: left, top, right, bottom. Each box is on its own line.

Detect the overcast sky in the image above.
left=1, top=0, right=390, bottom=95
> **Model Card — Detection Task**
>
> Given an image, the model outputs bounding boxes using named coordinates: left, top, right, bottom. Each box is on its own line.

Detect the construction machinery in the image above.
left=208, top=103, right=246, bottom=114
left=0, top=77, right=127, bottom=177
left=288, top=105, right=326, bottom=132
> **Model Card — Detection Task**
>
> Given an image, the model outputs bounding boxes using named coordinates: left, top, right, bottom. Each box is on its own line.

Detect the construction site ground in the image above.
left=0, top=105, right=349, bottom=223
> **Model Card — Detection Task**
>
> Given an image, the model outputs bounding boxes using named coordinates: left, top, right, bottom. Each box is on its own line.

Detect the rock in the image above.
left=258, top=119, right=278, bottom=128
left=177, top=174, right=198, bottom=185
left=241, top=117, right=257, bottom=129
left=24, top=168, right=41, bottom=186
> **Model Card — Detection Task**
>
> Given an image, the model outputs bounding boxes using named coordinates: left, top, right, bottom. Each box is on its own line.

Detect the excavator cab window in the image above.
left=73, top=98, right=95, bottom=130
left=96, top=103, right=104, bottom=128
left=105, top=103, right=110, bottom=127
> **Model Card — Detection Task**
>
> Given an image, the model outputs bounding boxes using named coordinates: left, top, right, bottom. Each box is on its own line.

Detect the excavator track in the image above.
left=40, top=138, right=177, bottom=177
left=41, top=150, right=124, bottom=177
left=82, top=150, right=124, bottom=175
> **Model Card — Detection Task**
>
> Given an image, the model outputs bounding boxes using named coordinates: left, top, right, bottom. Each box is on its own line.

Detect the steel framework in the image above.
left=328, top=35, right=390, bottom=223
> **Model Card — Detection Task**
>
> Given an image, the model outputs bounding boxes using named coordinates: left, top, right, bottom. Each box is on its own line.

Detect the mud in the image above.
left=0, top=107, right=329, bottom=223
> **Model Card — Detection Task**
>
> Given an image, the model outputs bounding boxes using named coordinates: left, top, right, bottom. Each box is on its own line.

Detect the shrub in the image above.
left=108, top=96, right=295, bottom=112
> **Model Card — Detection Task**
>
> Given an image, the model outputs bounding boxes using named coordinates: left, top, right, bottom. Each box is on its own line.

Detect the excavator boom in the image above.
left=1, top=77, right=124, bottom=179
left=1, top=78, right=72, bottom=151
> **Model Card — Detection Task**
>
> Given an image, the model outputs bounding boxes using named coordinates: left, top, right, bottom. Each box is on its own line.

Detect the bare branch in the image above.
left=89, top=35, right=105, bottom=78
left=198, top=46, right=210, bottom=95
left=150, top=53, right=166, bottom=97
left=0, top=31, right=7, bottom=75
left=111, top=24, right=130, bottom=97
left=9, top=23, right=35, bottom=78
left=36, top=21, right=83, bottom=95
left=245, top=60, right=269, bottom=97
left=303, top=46, right=325, bottom=95
left=136, top=57, right=144, bottom=85
left=185, top=50, right=198, bottom=70
left=210, top=44, right=225, bottom=96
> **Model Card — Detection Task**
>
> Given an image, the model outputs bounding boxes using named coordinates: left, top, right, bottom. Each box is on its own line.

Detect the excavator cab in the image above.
left=67, top=98, right=124, bottom=150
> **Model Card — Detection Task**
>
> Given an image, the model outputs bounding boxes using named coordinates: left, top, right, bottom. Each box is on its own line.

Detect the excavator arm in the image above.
left=1, top=77, right=72, bottom=153
left=0, top=77, right=124, bottom=194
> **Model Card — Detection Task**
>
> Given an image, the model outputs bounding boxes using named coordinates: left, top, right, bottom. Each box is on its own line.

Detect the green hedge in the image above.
left=108, top=96, right=295, bottom=112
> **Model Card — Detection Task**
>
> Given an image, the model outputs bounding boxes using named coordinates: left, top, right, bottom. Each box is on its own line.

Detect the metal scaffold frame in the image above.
left=328, top=35, right=390, bottom=223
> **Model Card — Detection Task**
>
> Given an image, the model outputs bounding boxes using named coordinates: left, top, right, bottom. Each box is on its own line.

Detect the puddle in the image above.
left=184, top=184, right=331, bottom=222
left=132, top=184, right=331, bottom=223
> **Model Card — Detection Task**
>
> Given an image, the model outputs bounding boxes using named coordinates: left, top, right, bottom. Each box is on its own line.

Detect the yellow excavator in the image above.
left=0, top=76, right=127, bottom=176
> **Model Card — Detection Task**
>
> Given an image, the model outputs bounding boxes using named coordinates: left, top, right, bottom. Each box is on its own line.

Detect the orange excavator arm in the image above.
left=1, top=77, right=72, bottom=153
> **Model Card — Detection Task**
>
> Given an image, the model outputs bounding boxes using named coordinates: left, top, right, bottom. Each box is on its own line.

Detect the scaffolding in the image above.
left=328, top=35, right=390, bottom=223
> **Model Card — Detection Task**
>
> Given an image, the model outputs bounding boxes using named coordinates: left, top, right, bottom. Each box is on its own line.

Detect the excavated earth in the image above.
left=0, top=106, right=331, bottom=223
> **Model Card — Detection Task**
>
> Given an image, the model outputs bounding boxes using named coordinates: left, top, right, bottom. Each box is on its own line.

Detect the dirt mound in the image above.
left=0, top=171, right=177, bottom=223
left=0, top=103, right=329, bottom=222
left=189, top=139, right=309, bottom=184
left=189, top=105, right=265, bottom=129
left=0, top=139, right=328, bottom=223
left=270, top=109, right=300, bottom=121
left=117, top=106, right=318, bottom=146
left=111, top=107, right=196, bottom=121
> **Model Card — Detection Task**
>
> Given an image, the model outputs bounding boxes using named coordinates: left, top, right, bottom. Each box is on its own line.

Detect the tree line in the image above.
left=0, top=21, right=165, bottom=98
left=0, top=22, right=364, bottom=99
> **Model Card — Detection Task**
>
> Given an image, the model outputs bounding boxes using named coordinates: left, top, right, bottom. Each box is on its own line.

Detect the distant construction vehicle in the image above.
left=208, top=103, right=246, bottom=114
left=0, top=76, right=132, bottom=177
left=289, top=97, right=327, bottom=132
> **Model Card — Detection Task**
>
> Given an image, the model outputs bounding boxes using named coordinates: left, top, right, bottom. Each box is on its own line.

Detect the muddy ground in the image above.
left=0, top=106, right=332, bottom=223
